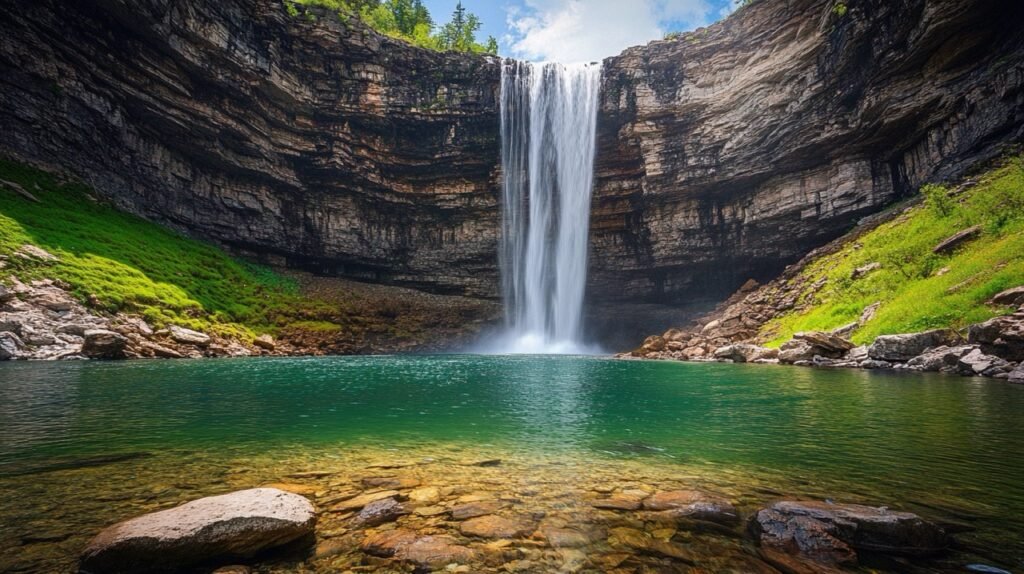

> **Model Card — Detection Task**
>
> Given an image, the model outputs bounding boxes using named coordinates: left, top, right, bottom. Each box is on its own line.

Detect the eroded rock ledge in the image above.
left=592, top=0, right=1024, bottom=312
left=0, top=0, right=502, bottom=297
left=1, top=0, right=1022, bottom=341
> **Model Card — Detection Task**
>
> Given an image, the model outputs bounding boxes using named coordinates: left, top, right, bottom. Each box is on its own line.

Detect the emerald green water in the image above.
left=1, top=356, right=1023, bottom=572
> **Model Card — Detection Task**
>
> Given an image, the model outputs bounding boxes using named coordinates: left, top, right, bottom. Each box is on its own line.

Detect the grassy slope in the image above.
left=0, top=159, right=352, bottom=342
left=762, top=156, right=1024, bottom=346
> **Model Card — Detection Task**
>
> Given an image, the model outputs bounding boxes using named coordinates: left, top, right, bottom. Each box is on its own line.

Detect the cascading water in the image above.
left=498, top=60, right=602, bottom=354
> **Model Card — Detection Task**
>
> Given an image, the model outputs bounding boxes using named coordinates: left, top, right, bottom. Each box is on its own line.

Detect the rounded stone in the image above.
left=79, top=488, right=316, bottom=573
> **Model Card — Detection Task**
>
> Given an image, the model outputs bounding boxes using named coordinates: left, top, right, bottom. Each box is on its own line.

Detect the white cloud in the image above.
left=506, top=0, right=713, bottom=63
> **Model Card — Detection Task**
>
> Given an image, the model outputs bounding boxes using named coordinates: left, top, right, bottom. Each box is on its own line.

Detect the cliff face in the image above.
left=0, top=0, right=501, bottom=296
left=593, top=0, right=1024, bottom=311
left=2, top=0, right=1023, bottom=347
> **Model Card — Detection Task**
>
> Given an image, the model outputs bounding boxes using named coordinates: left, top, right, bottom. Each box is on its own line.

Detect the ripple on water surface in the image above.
left=0, top=355, right=1022, bottom=572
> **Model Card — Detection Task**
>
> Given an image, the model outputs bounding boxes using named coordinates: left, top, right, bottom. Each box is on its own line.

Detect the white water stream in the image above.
left=498, top=60, right=602, bottom=354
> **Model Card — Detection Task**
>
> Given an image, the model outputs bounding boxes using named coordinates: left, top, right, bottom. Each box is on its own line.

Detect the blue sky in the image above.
left=422, top=0, right=740, bottom=62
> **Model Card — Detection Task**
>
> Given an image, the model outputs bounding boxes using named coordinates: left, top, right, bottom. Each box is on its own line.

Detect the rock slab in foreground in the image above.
left=80, top=488, right=315, bottom=573
left=752, top=500, right=948, bottom=567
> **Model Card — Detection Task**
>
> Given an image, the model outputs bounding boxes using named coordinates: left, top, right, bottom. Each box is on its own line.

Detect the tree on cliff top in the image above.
left=285, top=0, right=497, bottom=54
left=435, top=2, right=496, bottom=54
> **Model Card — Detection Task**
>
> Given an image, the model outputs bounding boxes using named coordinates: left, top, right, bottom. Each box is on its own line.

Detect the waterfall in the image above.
left=498, top=60, right=602, bottom=354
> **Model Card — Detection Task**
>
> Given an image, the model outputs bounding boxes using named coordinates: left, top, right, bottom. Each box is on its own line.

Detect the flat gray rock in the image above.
left=80, top=488, right=315, bottom=573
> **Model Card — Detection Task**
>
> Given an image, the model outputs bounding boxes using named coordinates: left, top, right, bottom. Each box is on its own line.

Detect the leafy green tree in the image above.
left=285, top=0, right=496, bottom=54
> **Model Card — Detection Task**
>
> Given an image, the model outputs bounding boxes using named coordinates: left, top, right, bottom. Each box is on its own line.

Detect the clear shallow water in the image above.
left=1, top=356, right=1023, bottom=572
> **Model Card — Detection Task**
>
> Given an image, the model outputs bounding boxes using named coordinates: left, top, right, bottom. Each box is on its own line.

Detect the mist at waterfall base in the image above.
left=483, top=60, right=603, bottom=355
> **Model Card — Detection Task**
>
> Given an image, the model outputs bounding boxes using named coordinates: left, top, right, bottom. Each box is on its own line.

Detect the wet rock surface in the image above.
left=752, top=500, right=949, bottom=567
left=0, top=441, right=1012, bottom=574
left=79, top=488, right=316, bottom=573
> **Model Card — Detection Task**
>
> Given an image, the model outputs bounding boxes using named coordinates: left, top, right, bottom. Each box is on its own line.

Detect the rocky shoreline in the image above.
left=0, top=271, right=278, bottom=362
left=74, top=470, right=961, bottom=574
left=622, top=286, right=1024, bottom=385
left=0, top=241, right=500, bottom=362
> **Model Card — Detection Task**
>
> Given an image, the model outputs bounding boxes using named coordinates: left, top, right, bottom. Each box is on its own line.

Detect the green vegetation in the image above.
left=0, top=159, right=324, bottom=340
left=0, top=159, right=491, bottom=349
left=762, top=156, right=1024, bottom=346
left=285, top=0, right=498, bottom=54
left=832, top=2, right=848, bottom=17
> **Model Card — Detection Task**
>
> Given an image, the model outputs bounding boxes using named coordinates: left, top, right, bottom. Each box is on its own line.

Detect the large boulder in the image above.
left=794, top=331, right=855, bottom=355
left=968, top=314, right=1024, bottom=362
left=751, top=501, right=948, bottom=567
left=779, top=332, right=856, bottom=365
left=167, top=325, right=212, bottom=347
left=778, top=340, right=816, bottom=364
left=79, top=488, right=316, bottom=573
left=0, top=331, right=24, bottom=360
left=867, top=330, right=959, bottom=362
left=933, top=225, right=981, bottom=254
left=990, top=286, right=1024, bottom=307
left=713, top=344, right=772, bottom=363
left=906, top=345, right=976, bottom=372
left=82, top=329, right=128, bottom=360
left=253, top=334, right=275, bottom=351
left=1009, top=364, right=1024, bottom=384
left=956, top=348, right=1014, bottom=377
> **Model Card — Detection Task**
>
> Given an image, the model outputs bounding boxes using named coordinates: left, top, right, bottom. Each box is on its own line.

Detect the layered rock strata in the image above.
left=0, top=0, right=501, bottom=297
left=592, top=0, right=1024, bottom=308
left=1, top=0, right=1022, bottom=340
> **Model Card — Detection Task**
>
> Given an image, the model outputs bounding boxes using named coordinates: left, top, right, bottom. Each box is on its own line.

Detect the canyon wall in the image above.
left=1, top=0, right=1023, bottom=346
left=0, top=0, right=501, bottom=296
left=593, top=0, right=1024, bottom=309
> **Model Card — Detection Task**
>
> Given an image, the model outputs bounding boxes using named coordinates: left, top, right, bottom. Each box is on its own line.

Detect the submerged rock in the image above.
left=539, top=525, right=591, bottom=548
left=451, top=500, right=507, bottom=519
left=79, top=488, right=316, bottom=573
left=751, top=500, right=948, bottom=568
left=592, top=492, right=646, bottom=511
left=354, top=497, right=408, bottom=527
left=642, top=490, right=739, bottom=525
left=361, top=529, right=475, bottom=569
left=329, top=490, right=400, bottom=512
left=459, top=515, right=534, bottom=539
